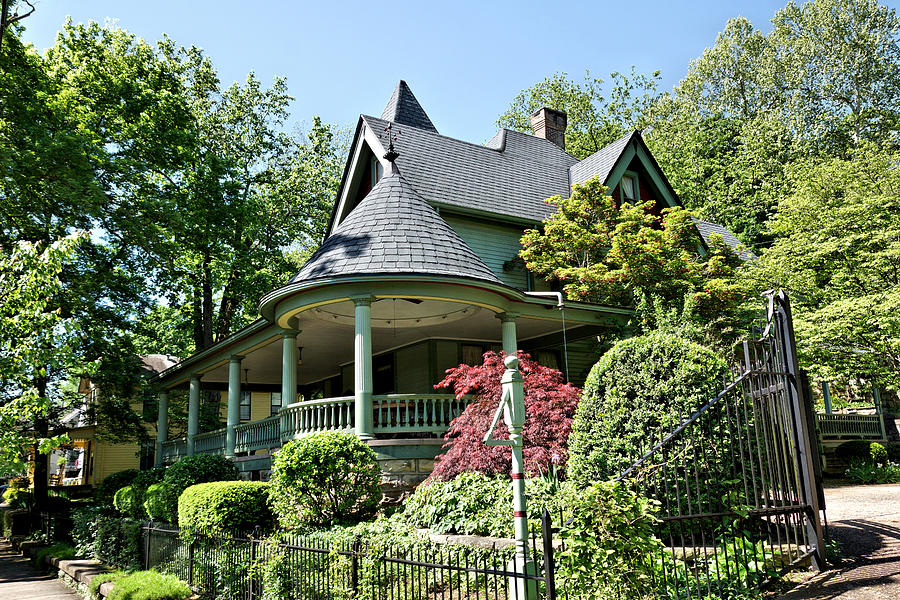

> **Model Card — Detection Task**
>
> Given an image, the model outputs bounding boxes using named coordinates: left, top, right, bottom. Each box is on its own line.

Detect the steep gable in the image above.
left=380, top=80, right=439, bottom=133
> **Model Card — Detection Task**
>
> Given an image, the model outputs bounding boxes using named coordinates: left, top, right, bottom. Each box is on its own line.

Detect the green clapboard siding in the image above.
left=396, top=342, right=432, bottom=393
left=434, top=341, right=459, bottom=385
left=442, top=215, right=529, bottom=289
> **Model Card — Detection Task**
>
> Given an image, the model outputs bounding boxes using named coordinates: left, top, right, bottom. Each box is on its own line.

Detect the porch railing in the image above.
left=194, top=428, right=226, bottom=454
left=817, top=413, right=885, bottom=440
left=235, top=415, right=280, bottom=453
left=160, top=437, right=187, bottom=462
left=373, top=393, right=468, bottom=435
left=281, top=396, right=355, bottom=439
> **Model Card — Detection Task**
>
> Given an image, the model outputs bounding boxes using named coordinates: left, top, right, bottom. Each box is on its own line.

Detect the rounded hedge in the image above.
left=567, top=331, right=729, bottom=484
left=113, top=485, right=139, bottom=516
left=270, top=431, right=382, bottom=529
left=143, top=482, right=172, bottom=522
left=159, top=454, right=240, bottom=523
left=95, top=469, right=139, bottom=505
left=178, top=481, right=274, bottom=539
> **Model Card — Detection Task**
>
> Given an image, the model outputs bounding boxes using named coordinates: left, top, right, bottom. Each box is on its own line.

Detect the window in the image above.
left=462, top=344, right=485, bottom=366
left=371, top=156, right=384, bottom=187
left=536, top=350, right=560, bottom=370
left=270, top=392, right=282, bottom=416
left=620, top=173, right=638, bottom=202
left=240, top=391, right=252, bottom=422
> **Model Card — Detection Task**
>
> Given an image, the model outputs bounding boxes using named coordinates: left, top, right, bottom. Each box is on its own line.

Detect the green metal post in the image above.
left=874, top=386, right=887, bottom=440
left=353, top=296, right=374, bottom=440
left=226, top=355, right=244, bottom=458
left=281, top=328, right=299, bottom=409
left=822, top=381, right=833, bottom=414
left=187, top=374, right=201, bottom=456
left=155, top=390, right=169, bottom=467
left=497, top=312, right=519, bottom=355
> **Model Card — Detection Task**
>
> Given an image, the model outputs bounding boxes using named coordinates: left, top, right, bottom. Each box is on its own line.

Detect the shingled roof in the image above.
left=362, top=115, right=577, bottom=223
left=291, top=169, right=502, bottom=285
left=569, top=131, right=638, bottom=186
left=380, top=80, right=439, bottom=133
left=692, top=218, right=755, bottom=259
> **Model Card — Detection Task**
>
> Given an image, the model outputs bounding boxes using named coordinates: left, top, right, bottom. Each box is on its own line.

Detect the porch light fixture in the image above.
left=297, top=346, right=303, bottom=366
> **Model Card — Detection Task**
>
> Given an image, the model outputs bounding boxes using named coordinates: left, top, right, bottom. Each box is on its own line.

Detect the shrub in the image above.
left=2, top=487, right=32, bottom=509
left=430, top=351, right=580, bottom=481
left=270, top=431, right=382, bottom=529
left=113, top=486, right=139, bottom=516
left=88, top=571, right=124, bottom=600
left=834, top=440, right=874, bottom=463
left=34, top=542, right=76, bottom=566
left=178, top=481, right=273, bottom=539
left=128, top=467, right=167, bottom=519
left=107, top=570, right=191, bottom=600
left=95, top=469, right=140, bottom=505
left=845, top=458, right=900, bottom=484
left=158, top=454, right=239, bottom=523
left=568, top=331, right=729, bottom=483
left=94, top=515, right=143, bottom=570
left=143, top=482, right=172, bottom=522
left=72, top=505, right=106, bottom=558
left=555, top=481, right=662, bottom=599
left=402, top=471, right=561, bottom=537
left=871, top=442, right=888, bottom=466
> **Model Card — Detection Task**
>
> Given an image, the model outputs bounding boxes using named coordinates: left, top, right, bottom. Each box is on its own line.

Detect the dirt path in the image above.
left=0, top=539, right=79, bottom=600
left=779, top=483, right=900, bottom=599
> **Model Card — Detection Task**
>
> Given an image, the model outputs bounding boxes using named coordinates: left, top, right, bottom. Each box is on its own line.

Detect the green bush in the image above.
left=845, top=458, right=900, bottom=484
left=270, top=431, right=382, bottom=530
left=113, top=485, right=140, bottom=516
left=107, top=570, right=191, bottom=600
left=158, top=454, right=239, bottom=523
left=95, top=469, right=140, bottom=505
left=126, top=467, right=167, bottom=519
left=2, top=487, right=32, bottom=509
left=402, top=471, right=560, bottom=537
left=568, top=331, right=730, bottom=483
left=34, top=542, right=76, bottom=566
left=834, top=440, right=874, bottom=463
left=72, top=506, right=106, bottom=558
left=88, top=571, right=124, bottom=600
left=555, top=481, right=662, bottom=599
left=178, top=481, right=273, bottom=539
left=94, top=515, right=143, bottom=570
left=871, top=442, right=888, bottom=466
left=143, top=482, right=172, bottom=522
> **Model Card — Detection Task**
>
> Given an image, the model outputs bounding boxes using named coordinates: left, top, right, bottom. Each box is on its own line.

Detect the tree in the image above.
left=757, top=145, right=900, bottom=389
left=430, top=351, right=581, bottom=481
left=0, top=234, right=84, bottom=478
left=519, top=177, right=749, bottom=340
left=497, top=68, right=661, bottom=159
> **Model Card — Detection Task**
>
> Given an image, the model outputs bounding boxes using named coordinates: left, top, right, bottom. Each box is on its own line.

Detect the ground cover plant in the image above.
left=88, top=571, right=125, bottom=600
left=106, top=570, right=191, bottom=600
left=845, top=441, right=900, bottom=484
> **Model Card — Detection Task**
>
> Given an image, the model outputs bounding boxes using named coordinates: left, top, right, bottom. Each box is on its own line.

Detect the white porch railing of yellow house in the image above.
left=160, top=393, right=469, bottom=463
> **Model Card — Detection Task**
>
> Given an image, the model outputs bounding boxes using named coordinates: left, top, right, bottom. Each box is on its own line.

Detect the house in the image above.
left=150, top=81, right=741, bottom=486
left=44, top=354, right=179, bottom=489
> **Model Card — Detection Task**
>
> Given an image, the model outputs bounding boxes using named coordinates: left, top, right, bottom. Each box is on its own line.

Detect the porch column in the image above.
left=352, top=296, right=375, bottom=440
left=155, top=390, right=169, bottom=467
left=281, top=327, right=300, bottom=409
left=497, top=312, right=519, bottom=355
left=821, top=381, right=833, bottom=414
left=186, top=374, right=201, bottom=456
left=226, top=355, right=244, bottom=458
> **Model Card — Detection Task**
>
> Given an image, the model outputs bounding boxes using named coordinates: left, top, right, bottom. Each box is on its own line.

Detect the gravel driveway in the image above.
left=778, top=483, right=900, bottom=599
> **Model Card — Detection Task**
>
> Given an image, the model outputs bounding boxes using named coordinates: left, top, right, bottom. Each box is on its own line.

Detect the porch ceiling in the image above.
left=198, top=298, right=578, bottom=385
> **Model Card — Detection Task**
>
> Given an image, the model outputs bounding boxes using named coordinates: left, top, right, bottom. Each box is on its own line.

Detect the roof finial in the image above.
left=383, top=123, right=401, bottom=163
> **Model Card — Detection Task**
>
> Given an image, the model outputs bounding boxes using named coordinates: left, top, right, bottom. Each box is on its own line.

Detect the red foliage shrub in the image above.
left=429, top=351, right=581, bottom=481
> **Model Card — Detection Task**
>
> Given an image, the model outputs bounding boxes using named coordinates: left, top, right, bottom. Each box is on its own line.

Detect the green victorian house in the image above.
left=151, top=81, right=739, bottom=487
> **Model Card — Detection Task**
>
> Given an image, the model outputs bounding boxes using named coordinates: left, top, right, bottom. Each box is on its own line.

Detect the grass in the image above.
left=106, top=570, right=192, bottom=600
left=34, top=542, right=76, bottom=566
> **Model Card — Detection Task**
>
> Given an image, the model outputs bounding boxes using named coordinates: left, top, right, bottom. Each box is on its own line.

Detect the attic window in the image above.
left=370, top=156, right=384, bottom=187
left=620, top=174, right=638, bottom=202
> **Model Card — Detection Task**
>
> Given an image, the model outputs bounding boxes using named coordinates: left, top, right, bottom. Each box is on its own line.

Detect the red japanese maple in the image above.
left=429, top=351, right=581, bottom=481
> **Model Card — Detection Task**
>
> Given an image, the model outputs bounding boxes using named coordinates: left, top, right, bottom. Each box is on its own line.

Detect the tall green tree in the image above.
left=757, top=145, right=900, bottom=389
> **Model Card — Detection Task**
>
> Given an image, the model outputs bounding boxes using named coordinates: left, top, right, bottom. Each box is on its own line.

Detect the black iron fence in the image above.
left=614, top=291, right=826, bottom=598
left=143, top=512, right=556, bottom=600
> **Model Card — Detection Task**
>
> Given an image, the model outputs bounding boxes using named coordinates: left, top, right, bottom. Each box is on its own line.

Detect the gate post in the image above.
left=775, top=291, right=826, bottom=570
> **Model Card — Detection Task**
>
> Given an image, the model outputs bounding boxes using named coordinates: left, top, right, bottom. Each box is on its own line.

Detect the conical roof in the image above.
left=290, top=170, right=501, bottom=285
left=380, top=80, right=438, bottom=133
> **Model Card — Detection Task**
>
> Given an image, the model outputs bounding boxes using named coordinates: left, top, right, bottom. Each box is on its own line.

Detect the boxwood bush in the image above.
left=156, top=454, right=240, bottom=523
left=95, top=469, right=140, bottom=505
left=178, top=481, right=274, bottom=539
left=567, top=331, right=730, bottom=483
left=143, top=482, right=172, bottom=522
left=269, top=431, right=382, bottom=529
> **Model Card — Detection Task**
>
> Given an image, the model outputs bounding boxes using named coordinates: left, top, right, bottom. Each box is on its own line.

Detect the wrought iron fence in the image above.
left=143, top=514, right=555, bottom=600
left=614, top=291, right=826, bottom=598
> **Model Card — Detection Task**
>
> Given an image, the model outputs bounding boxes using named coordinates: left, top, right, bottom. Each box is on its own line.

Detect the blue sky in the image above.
left=19, top=0, right=900, bottom=143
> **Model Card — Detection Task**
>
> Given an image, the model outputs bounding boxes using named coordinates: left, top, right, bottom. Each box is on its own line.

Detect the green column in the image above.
left=226, top=355, right=244, bottom=458
left=352, top=296, right=374, bottom=440
left=497, top=312, right=519, bottom=355
left=822, top=381, right=833, bottom=414
left=281, top=328, right=299, bottom=409
left=155, top=390, right=169, bottom=467
left=187, top=374, right=201, bottom=456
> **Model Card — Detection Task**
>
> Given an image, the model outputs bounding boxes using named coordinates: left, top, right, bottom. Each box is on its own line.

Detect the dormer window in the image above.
left=620, top=173, right=638, bottom=202
left=371, top=156, right=384, bottom=188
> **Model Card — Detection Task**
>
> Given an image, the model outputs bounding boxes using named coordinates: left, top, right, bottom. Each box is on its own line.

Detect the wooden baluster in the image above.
left=414, top=397, right=420, bottom=428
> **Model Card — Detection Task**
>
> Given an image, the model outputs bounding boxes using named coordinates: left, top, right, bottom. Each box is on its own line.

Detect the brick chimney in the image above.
left=530, top=107, right=567, bottom=150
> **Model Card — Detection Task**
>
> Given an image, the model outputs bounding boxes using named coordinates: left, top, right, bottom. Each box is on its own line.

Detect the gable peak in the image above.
left=380, top=80, right=438, bottom=134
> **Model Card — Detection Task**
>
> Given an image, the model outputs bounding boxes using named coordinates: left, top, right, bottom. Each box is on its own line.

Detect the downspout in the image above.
left=524, top=292, right=569, bottom=381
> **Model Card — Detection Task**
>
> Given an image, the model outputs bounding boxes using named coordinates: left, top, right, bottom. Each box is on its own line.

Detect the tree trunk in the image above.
left=32, top=376, right=49, bottom=515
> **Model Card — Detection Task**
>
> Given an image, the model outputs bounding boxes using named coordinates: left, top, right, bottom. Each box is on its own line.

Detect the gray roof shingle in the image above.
left=380, top=80, right=439, bottom=133
left=692, top=218, right=755, bottom=259
left=568, top=131, right=638, bottom=186
left=363, top=115, right=578, bottom=223
left=292, top=169, right=502, bottom=284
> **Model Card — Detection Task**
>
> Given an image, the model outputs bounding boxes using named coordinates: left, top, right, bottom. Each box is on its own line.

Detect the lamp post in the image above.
left=484, top=355, right=535, bottom=600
